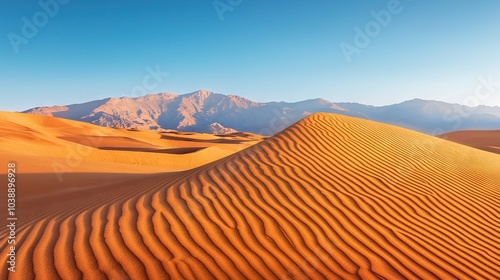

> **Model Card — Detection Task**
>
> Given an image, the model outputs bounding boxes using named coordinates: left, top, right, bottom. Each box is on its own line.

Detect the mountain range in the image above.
left=23, top=90, right=500, bottom=135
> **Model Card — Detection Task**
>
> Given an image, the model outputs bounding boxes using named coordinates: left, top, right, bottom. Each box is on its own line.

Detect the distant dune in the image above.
left=0, top=112, right=499, bottom=279
left=439, top=130, right=500, bottom=154
left=0, top=111, right=263, bottom=174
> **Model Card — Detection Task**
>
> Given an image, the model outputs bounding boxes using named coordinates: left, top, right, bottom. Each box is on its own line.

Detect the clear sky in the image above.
left=2, top=0, right=500, bottom=111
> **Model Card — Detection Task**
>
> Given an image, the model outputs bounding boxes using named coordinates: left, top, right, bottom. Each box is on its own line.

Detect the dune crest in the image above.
left=1, top=112, right=499, bottom=279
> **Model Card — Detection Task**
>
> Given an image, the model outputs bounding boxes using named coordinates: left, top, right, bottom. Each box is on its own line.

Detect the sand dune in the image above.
left=439, top=130, right=500, bottom=154
left=0, top=111, right=263, bottom=174
left=1, top=112, right=499, bottom=279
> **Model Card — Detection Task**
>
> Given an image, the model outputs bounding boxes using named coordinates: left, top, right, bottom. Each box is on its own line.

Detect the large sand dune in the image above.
left=1, top=112, right=499, bottom=279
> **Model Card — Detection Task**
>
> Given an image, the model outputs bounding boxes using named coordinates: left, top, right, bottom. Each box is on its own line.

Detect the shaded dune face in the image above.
left=439, top=130, right=500, bottom=154
left=1, top=113, right=499, bottom=279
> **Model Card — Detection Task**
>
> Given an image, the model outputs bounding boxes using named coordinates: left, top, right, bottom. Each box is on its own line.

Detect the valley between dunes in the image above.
left=0, top=111, right=499, bottom=279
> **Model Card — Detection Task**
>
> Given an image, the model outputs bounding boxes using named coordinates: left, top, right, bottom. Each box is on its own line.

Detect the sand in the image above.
left=0, top=111, right=499, bottom=279
left=439, top=130, right=500, bottom=154
left=0, top=111, right=262, bottom=173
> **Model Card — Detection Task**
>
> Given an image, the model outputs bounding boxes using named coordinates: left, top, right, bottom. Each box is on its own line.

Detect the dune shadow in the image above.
left=98, top=146, right=206, bottom=154
left=215, top=132, right=261, bottom=138
left=0, top=171, right=181, bottom=231
left=160, top=134, right=250, bottom=144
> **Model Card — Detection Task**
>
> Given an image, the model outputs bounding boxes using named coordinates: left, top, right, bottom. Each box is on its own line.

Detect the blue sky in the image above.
left=1, top=0, right=500, bottom=111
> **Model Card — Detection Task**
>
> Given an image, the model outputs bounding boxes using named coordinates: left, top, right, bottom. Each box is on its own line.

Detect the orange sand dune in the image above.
left=1, top=112, right=499, bottom=279
left=439, top=129, right=500, bottom=154
left=0, top=111, right=263, bottom=174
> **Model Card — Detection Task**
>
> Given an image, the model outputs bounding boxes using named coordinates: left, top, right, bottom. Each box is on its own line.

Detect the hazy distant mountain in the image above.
left=24, top=90, right=500, bottom=135
left=337, top=99, right=500, bottom=134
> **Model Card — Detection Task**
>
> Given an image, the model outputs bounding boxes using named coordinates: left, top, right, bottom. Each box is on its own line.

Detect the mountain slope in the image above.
left=24, top=90, right=269, bottom=133
left=1, top=112, right=499, bottom=279
left=24, top=92, right=500, bottom=135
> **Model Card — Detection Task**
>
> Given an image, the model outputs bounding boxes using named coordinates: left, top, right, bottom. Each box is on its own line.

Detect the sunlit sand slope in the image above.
left=0, top=111, right=262, bottom=174
left=1, top=112, right=499, bottom=279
